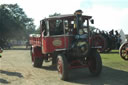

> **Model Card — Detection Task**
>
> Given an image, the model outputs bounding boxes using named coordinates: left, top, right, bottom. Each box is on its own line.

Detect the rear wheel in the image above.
left=57, top=54, right=68, bottom=80
left=32, top=57, right=43, bottom=68
left=31, top=47, right=43, bottom=68
left=87, top=50, right=102, bottom=76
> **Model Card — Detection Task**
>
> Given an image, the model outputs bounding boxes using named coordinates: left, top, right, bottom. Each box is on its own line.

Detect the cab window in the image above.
left=49, top=19, right=64, bottom=35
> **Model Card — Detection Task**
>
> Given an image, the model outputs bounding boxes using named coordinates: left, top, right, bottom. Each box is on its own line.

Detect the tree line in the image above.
left=0, top=4, right=36, bottom=48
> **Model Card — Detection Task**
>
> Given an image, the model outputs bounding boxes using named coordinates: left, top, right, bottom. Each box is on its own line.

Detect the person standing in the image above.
left=0, top=47, right=3, bottom=58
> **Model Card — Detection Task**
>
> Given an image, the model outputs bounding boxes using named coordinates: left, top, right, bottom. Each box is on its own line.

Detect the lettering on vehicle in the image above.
left=52, top=38, right=62, bottom=46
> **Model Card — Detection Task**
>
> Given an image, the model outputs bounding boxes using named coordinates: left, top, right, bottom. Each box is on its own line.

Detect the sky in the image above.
left=0, top=0, right=128, bottom=34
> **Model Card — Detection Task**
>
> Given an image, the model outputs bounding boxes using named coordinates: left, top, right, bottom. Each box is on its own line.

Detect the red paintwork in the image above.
left=32, top=46, right=42, bottom=58
left=29, top=36, right=41, bottom=46
left=29, top=34, right=73, bottom=54
left=126, top=48, right=128, bottom=51
left=69, top=65, right=88, bottom=69
left=42, top=35, right=73, bottom=54
left=69, top=60, right=88, bottom=69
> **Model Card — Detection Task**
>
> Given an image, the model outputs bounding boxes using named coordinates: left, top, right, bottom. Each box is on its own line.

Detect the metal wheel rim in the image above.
left=120, top=43, right=128, bottom=60
left=57, top=58, right=63, bottom=75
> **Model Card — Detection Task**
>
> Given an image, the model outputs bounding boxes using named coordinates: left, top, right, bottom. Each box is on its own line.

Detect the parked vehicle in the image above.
left=91, top=28, right=122, bottom=53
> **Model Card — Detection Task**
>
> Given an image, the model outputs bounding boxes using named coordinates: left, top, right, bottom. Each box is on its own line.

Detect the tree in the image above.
left=34, top=26, right=40, bottom=34
left=0, top=4, right=36, bottom=47
left=49, top=12, right=61, bottom=17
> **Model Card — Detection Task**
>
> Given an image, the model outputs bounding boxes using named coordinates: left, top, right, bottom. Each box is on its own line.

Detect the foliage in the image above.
left=0, top=4, right=36, bottom=47
left=34, top=26, right=40, bottom=34
left=49, top=12, right=61, bottom=17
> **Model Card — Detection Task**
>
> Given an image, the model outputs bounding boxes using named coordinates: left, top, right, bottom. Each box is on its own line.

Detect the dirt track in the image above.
left=0, top=47, right=128, bottom=85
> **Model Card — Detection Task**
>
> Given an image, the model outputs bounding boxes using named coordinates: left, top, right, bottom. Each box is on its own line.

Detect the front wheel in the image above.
left=87, top=50, right=102, bottom=76
left=57, top=54, right=68, bottom=80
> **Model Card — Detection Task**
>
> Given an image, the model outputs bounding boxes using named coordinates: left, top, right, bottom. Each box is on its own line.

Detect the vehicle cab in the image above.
left=40, top=10, right=92, bottom=54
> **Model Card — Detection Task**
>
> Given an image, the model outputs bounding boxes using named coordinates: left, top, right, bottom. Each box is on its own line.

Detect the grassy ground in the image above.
left=101, top=50, right=128, bottom=71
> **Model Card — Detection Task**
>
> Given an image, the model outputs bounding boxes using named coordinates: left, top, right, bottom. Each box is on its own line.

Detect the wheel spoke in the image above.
left=122, top=53, right=126, bottom=57
left=120, top=42, right=128, bottom=60
left=121, top=50, right=126, bottom=56
left=125, top=56, right=128, bottom=59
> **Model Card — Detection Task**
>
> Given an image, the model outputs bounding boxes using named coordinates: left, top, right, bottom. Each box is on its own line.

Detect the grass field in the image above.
left=101, top=50, right=128, bottom=71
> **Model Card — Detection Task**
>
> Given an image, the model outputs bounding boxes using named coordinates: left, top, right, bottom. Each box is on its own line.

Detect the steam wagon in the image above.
left=29, top=10, right=102, bottom=80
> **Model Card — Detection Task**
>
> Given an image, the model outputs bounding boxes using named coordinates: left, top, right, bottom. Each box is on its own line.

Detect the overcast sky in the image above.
left=1, top=0, right=128, bottom=34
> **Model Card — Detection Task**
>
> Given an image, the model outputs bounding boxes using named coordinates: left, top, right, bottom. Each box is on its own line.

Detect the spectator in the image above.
left=26, top=41, right=29, bottom=49
left=0, top=47, right=3, bottom=58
